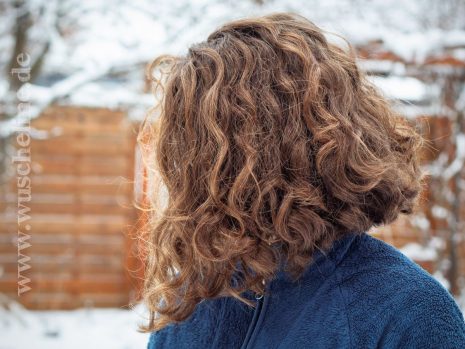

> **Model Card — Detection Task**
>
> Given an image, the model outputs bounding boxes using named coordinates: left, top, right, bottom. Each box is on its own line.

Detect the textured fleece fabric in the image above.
left=147, top=232, right=465, bottom=348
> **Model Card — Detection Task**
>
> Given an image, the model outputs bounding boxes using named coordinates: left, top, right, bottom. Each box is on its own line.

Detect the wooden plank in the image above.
left=6, top=175, right=134, bottom=195
left=20, top=201, right=130, bottom=216
left=0, top=201, right=12, bottom=211
left=32, top=118, right=131, bottom=134
left=1, top=267, right=125, bottom=280
left=29, top=159, right=129, bottom=177
left=1, top=192, right=130, bottom=204
left=29, top=138, right=133, bottom=156
left=3, top=292, right=78, bottom=310
left=78, top=293, right=131, bottom=307
left=0, top=260, right=125, bottom=274
left=0, top=240, right=126, bottom=255
left=0, top=198, right=132, bottom=216
left=30, top=132, right=133, bottom=145
left=37, top=106, right=126, bottom=124
left=0, top=251, right=124, bottom=263
left=9, top=292, right=130, bottom=309
left=28, top=181, right=133, bottom=195
left=30, top=154, right=129, bottom=165
left=0, top=231, right=125, bottom=245
left=123, top=129, right=145, bottom=297
left=0, top=278, right=128, bottom=293
left=0, top=214, right=132, bottom=235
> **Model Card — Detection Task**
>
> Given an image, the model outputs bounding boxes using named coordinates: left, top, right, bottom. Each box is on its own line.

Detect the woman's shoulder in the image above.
left=147, top=294, right=254, bottom=349
left=335, top=232, right=465, bottom=348
left=338, top=232, right=453, bottom=293
left=147, top=297, right=224, bottom=349
left=336, top=231, right=463, bottom=317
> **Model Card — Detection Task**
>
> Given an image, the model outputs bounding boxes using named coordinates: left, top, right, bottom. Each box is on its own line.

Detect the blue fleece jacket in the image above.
left=147, top=232, right=465, bottom=348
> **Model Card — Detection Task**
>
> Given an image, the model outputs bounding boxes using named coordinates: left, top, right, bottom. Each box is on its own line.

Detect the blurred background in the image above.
left=1, top=0, right=465, bottom=348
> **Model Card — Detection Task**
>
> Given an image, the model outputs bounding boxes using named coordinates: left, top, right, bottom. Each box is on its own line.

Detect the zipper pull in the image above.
left=254, top=278, right=266, bottom=300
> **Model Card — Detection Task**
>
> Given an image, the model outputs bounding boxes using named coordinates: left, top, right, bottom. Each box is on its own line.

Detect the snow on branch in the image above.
left=0, top=60, right=147, bottom=138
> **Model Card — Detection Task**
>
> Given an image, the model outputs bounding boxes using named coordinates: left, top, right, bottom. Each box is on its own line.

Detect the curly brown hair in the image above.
left=138, top=12, right=423, bottom=331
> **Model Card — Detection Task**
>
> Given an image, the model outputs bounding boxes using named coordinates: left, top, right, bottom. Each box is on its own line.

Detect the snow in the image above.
left=367, top=75, right=443, bottom=117
left=383, top=30, right=445, bottom=63
left=400, top=242, right=438, bottom=262
left=411, top=215, right=431, bottom=231
left=72, top=12, right=163, bottom=69
left=1, top=0, right=465, bottom=136
left=0, top=302, right=150, bottom=349
left=443, top=30, right=465, bottom=48
left=1, top=0, right=465, bottom=342
left=433, top=271, right=451, bottom=290
left=67, top=82, right=154, bottom=113
left=368, top=75, right=431, bottom=102
left=432, top=205, right=451, bottom=219
left=357, top=59, right=406, bottom=75
left=453, top=49, right=465, bottom=61
left=442, top=133, right=465, bottom=180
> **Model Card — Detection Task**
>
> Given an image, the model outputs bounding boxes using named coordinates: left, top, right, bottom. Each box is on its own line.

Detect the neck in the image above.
left=272, top=231, right=360, bottom=286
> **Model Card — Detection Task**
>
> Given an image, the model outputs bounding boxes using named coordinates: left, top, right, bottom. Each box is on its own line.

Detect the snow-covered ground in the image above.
left=0, top=303, right=150, bottom=349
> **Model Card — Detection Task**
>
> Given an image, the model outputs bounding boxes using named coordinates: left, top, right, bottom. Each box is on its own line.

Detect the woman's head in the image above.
left=139, top=12, right=423, bottom=330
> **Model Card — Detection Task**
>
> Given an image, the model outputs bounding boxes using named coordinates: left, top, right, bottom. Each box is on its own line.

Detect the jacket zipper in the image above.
left=240, top=283, right=269, bottom=349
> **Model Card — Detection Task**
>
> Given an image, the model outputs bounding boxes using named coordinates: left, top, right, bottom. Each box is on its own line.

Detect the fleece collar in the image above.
left=271, top=231, right=359, bottom=288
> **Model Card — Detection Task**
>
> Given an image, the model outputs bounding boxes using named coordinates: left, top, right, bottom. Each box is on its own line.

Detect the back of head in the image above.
left=140, top=12, right=422, bottom=331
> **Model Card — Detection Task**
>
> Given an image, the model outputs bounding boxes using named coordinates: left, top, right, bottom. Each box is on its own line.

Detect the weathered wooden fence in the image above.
left=0, top=106, right=142, bottom=309
left=1, top=44, right=464, bottom=308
